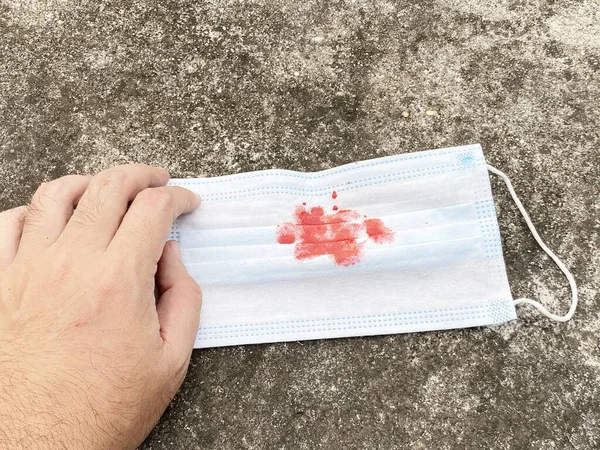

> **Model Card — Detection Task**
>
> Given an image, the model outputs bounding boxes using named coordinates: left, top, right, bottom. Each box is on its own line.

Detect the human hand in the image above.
left=0, top=165, right=202, bottom=449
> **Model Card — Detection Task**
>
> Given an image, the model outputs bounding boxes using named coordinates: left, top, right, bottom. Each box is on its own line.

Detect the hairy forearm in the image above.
left=0, top=341, right=113, bottom=450
left=0, top=354, right=150, bottom=450
left=0, top=370, right=92, bottom=449
left=0, top=341, right=77, bottom=448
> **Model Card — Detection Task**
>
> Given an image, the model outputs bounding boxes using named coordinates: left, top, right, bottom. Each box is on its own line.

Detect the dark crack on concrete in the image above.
left=1, top=0, right=599, bottom=449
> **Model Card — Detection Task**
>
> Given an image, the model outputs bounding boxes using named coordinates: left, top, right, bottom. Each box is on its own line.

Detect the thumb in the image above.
left=156, top=240, right=202, bottom=361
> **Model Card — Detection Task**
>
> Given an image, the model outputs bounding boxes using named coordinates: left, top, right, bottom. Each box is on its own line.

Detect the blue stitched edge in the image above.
left=200, top=305, right=485, bottom=331
left=194, top=300, right=514, bottom=342
left=196, top=165, right=463, bottom=201
left=171, top=156, right=486, bottom=202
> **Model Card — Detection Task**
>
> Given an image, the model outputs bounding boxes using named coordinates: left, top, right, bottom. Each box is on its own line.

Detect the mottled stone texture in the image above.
left=1, top=0, right=599, bottom=448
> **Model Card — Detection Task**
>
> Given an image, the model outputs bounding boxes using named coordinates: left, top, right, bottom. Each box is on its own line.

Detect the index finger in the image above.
left=108, top=186, right=200, bottom=269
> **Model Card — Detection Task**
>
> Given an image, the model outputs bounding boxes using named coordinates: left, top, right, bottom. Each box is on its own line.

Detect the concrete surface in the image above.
left=1, top=0, right=599, bottom=448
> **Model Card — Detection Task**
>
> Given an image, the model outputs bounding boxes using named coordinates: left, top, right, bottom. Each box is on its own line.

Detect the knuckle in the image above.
left=35, top=180, right=54, bottom=195
left=24, top=202, right=44, bottom=224
left=94, top=169, right=127, bottom=191
left=91, top=171, right=111, bottom=186
left=97, top=265, right=128, bottom=300
left=83, top=172, right=126, bottom=211
left=131, top=163, right=153, bottom=172
left=0, top=206, right=25, bottom=223
left=31, top=181, right=57, bottom=206
left=61, top=174, right=88, bottom=188
left=53, top=257, right=73, bottom=283
left=137, top=188, right=172, bottom=210
left=97, top=278, right=120, bottom=300
left=28, top=184, right=60, bottom=217
left=43, top=251, right=74, bottom=289
left=75, top=189, right=104, bottom=221
left=124, top=215, right=156, bottom=250
left=35, top=175, right=86, bottom=202
left=69, top=204, right=99, bottom=228
left=57, top=174, right=80, bottom=184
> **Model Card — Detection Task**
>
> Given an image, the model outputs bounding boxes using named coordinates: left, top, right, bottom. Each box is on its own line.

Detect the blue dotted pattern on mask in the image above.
left=185, top=165, right=462, bottom=202
left=195, top=305, right=492, bottom=344
left=488, top=298, right=516, bottom=324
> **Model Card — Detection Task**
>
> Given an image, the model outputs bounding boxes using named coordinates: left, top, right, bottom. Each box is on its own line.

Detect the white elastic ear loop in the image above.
left=487, top=164, right=578, bottom=322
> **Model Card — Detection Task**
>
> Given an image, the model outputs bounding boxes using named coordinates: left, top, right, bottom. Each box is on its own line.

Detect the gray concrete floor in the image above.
left=1, top=0, right=599, bottom=449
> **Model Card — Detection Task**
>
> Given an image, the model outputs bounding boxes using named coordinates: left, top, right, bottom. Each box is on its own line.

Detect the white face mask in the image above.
left=170, top=144, right=577, bottom=349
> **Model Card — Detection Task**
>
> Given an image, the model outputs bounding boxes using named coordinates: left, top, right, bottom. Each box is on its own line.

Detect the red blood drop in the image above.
left=332, top=191, right=337, bottom=199
left=364, top=218, right=395, bottom=244
left=332, top=205, right=338, bottom=211
left=276, top=223, right=296, bottom=244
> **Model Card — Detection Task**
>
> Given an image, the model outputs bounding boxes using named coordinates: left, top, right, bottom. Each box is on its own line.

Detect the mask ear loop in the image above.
left=487, top=164, right=578, bottom=322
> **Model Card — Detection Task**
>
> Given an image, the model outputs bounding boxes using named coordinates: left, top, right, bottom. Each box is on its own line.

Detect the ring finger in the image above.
left=17, top=175, right=91, bottom=256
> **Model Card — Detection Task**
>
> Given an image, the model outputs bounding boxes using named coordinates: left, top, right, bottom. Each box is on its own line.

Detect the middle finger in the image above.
left=62, top=164, right=169, bottom=250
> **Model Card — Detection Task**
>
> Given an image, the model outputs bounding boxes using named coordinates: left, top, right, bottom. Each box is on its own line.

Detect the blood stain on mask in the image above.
left=364, top=218, right=394, bottom=244
left=277, top=205, right=394, bottom=266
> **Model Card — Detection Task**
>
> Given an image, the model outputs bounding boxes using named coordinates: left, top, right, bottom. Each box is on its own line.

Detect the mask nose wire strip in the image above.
left=487, top=164, right=578, bottom=322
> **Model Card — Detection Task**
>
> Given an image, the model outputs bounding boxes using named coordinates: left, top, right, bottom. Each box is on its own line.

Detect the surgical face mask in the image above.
left=169, top=144, right=577, bottom=349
